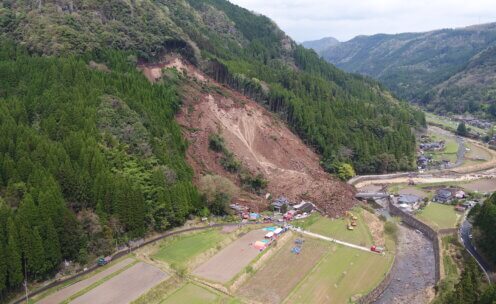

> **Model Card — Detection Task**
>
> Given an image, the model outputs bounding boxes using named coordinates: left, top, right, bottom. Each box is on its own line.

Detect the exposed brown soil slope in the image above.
left=141, top=55, right=357, bottom=217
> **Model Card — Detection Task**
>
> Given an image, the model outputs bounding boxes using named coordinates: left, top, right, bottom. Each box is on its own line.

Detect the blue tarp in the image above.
left=263, top=226, right=277, bottom=231
left=291, top=247, right=301, bottom=254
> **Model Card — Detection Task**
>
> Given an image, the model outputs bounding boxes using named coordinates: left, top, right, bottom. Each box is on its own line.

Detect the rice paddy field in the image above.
left=294, top=209, right=374, bottom=247
left=415, top=203, right=461, bottom=230
left=153, top=228, right=227, bottom=267
left=31, top=218, right=394, bottom=304
left=285, top=245, right=393, bottom=304
left=237, top=236, right=330, bottom=304
left=161, top=283, right=239, bottom=304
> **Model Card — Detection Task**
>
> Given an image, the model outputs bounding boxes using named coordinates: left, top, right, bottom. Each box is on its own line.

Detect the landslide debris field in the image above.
left=148, top=55, right=358, bottom=217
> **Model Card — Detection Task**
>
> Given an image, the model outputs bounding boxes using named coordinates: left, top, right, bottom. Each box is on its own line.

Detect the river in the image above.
left=374, top=225, right=436, bottom=304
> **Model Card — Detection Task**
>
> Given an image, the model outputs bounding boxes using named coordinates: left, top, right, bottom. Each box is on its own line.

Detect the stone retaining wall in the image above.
left=357, top=255, right=397, bottom=304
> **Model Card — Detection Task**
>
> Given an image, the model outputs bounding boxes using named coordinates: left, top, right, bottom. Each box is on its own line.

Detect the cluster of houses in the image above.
left=271, top=197, right=315, bottom=221
left=419, top=141, right=445, bottom=151
left=453, top=114, right=492, bottom=130
left=229, top=196, right=316, bottom=222
left=417, top=137, right=451, bottom=170
left=395, top=188, right=474, bottom=213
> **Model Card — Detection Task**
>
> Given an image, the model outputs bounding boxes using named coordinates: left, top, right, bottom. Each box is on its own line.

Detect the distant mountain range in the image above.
left=301, top=36, right=340, bottom=53
left=305, top=23, right=496, bottom=119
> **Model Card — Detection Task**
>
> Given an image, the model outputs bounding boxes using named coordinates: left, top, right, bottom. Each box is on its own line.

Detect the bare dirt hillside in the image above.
left=141, top=55, right=357, bottom=216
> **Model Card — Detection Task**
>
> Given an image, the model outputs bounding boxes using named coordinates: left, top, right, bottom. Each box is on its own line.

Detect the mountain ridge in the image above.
left=301, top=36, right=340, bottom=53
left=311, top=22, right=496, bottom=118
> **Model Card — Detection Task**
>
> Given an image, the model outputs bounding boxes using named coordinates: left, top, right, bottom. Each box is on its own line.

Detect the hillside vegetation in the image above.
left=0, top=43, right=200, bottom=297
left=315, top=23, right=496, bottom=118
left=1, top=0, right=424, bottom=174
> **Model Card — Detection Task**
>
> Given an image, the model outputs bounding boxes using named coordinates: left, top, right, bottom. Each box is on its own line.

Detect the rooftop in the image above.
left=398, top=194, right=421, bottom=204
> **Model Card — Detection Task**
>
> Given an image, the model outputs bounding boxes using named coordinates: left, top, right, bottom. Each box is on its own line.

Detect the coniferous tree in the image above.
left=6, top=218, right=22, bottom=288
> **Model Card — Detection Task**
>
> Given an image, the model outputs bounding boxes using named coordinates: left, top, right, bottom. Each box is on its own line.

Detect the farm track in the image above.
left=293, top=229, right=376, bottom=254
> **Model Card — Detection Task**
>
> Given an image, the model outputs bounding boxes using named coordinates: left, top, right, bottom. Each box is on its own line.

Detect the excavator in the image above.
left=345, top=211, right=358, bottom=230
left=347, top=220, right=354, bottom=230
left=346, top=211, right=358, bottom=220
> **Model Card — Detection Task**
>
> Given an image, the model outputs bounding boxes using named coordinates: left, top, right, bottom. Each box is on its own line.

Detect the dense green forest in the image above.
left=470, top=192, right=496, bottom=265
left=0, top=42, right=200, bottom=297
left=1, top=0, right=425, bottom=174
left=435, top=259, right=496, bottom=304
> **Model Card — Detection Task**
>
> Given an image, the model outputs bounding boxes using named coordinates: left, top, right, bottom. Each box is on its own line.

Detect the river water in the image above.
left=374, top=224, right=436, bottom=304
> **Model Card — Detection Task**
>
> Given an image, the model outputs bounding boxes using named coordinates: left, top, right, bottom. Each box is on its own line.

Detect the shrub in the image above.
left=208, top=133, right=225, bottom=152
left=240, top=171, right=268, bottom=193
left=384, top=221, right=398, bottom=242
left=220, top=153, right=241, bottom=172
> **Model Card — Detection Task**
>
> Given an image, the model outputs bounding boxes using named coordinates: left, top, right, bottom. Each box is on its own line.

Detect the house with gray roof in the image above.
left=435, top=189, right=453, bottom=203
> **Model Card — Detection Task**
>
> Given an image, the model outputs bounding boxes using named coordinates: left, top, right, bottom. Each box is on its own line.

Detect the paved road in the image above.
left=459, top=219, right=492, bottom=282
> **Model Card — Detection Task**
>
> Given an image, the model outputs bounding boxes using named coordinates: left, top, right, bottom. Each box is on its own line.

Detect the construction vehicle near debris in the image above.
left=346, top=211, right=358, bottom=230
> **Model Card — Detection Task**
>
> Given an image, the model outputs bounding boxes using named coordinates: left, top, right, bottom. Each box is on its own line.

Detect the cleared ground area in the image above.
left=237, top=236, right=329, bottom=304
left=71, top=262, right=168, bottom=304
left=463, top=178, right=496, bottom=192
left=192, top=229, right=266, bottom=283
left=286, top=245, right=393, bottom=304
left=398, top=187, right=429, bottom=199
left=416, top=203, right=461, bottom=230
left=36, top=258, right=134, bottom=304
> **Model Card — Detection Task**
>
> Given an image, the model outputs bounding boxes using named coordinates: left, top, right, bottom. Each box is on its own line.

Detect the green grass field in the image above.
left=161, top=283, right=239, bottom=304
left=301, top=210, right=374, bottom=247
left=416, top=203, right=461, bottom=230
left=285, top=245, right=393, bottom=304
left=427, top=131, right=459, bottom=163
left=153, top=229, right=226, bottom=267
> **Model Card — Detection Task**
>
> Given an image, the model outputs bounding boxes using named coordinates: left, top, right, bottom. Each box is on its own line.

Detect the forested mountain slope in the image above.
left=316, top=23, right=496, bottom=117
left=0, top=0, right=423, bottom=299
left=1, top=0, right=425, bottom=174
left=0, top=43, right=200, bottom=298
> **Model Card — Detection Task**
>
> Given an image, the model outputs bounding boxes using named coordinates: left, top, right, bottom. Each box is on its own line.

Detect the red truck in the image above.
left=370, top=245, right=385, bottom=254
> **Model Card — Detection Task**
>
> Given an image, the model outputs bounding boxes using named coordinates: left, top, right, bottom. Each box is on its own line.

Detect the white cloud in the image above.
left=229, top=0, right=496, bottom=41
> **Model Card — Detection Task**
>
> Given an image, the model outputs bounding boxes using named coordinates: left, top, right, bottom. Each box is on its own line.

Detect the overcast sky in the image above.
left=229, top=0, right=496, bottom=42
